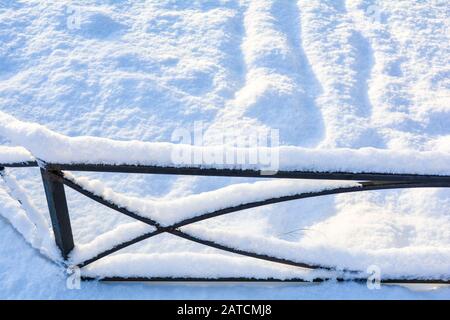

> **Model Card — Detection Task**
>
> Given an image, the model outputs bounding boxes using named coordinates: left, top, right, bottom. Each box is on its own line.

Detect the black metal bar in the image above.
left=40, top=169, right=74, bottom=259
left=58, top=174, right=161, bottom=228
left=169, top=229, right=335, bottom=271
left=81, top=276, right=450, bottom=285
left=77, top=230, right=165, bottom=268
left=45, top=163, right=450, bottom=183
left=0, top=161, right=38, bottom=168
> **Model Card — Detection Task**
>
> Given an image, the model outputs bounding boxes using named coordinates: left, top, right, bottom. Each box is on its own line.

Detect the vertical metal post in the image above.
left=40, top=169, right=74, bottom=259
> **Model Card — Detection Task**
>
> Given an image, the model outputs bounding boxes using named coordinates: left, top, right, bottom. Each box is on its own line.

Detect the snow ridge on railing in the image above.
left=0, top=146, right=35, bottom=165
left=1, top=112, right=450, bottom=283
left=2, top=111, right=450, bottom=175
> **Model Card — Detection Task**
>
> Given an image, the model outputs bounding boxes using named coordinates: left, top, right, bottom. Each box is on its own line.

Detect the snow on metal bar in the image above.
left=69, top=222, right=156, bottom=266
left=44, top=162, right=450, bottom=183
left=1, top=111, right=449, bottom=283
left=62, top=172, right=360, bottom=227
left=179, top=226, right=450, bottom=280
left=80, top=252, right=343, bottom=282
left=82, top=275, right=450, bottom=284
left=2, top=111, right=450, bottom=176
left=0, top=146, right=36, bottom=167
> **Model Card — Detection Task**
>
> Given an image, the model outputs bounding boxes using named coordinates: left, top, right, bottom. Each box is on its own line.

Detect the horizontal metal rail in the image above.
left=81, top=277, right=450, bottom=285
left=5, top=161, right=450, bottom=183
left=45, top=162, right=450, bottom=183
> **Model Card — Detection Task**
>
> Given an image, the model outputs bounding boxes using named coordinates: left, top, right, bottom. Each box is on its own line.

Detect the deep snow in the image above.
left=0, top=0, right=449, bottom=299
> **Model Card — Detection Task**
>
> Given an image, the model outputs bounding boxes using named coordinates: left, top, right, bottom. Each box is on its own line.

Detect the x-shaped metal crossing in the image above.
left=46, top=165, right=450, bottom=283
left=2, top=161, right=450, bottom=284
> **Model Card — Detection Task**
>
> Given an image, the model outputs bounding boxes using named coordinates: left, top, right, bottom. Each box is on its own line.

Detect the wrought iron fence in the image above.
left=1, top=160, right=450, bottom=284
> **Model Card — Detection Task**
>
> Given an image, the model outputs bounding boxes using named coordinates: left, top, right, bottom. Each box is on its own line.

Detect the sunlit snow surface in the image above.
left=0, top=0, right=449, bottom=299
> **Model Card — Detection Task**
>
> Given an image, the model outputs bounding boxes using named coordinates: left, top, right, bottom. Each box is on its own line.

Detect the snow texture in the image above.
left=0, top=0, right=449, bottom=299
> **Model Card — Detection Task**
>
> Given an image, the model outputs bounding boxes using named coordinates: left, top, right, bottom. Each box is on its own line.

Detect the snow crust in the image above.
left=182, top=225, right=450, bottom=279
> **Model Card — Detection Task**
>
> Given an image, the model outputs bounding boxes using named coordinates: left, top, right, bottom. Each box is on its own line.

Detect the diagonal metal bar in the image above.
left=170, top=180, right=450, bottom=229
left=77, top=229, right=165, bottom=269
left=56, top=172, right=162, bottom=228
left=57, top=171, right=450, bottom=277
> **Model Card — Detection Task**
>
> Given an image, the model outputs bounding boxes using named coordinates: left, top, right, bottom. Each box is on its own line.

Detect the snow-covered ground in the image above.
left=0, top=0, right=449, bottom=299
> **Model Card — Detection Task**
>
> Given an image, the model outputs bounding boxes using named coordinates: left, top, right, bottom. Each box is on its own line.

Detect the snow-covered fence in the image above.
left=1, top=113, right=450, bottom=283
left=1, top=158, right=450, bottom=283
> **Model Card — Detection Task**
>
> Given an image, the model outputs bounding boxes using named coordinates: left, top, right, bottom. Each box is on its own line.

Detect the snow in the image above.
left=0, top=170, right=59, bottom=261
left=2, top=111, right=450, bottom=175
left=1, top=217, right=449, bottom=299
left=0, top=146, right=34, bottom=165
left=0, top=0, right=449, bottom=299
left=70, top=221, right=156, bottom=265
left=82, top=252, right=332, bottom=280
left=182, top=225, right=450, bottom=280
